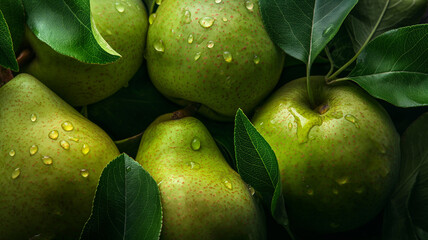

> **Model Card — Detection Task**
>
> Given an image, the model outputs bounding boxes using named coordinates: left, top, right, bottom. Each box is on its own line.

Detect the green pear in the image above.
left=251, top=76, right=400, bottom=234
left=135, top=113, right=266, bottom=239
left=23, top=0, right=148, bottom=106
left=0, top=74, right=120, bottom=239
left=145, top=0, right=285, bottom=121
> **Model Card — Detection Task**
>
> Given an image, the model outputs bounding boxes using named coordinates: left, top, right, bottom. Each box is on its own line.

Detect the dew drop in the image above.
left=222, top=17, right=228, bottom=22
left=336, top=176, right=349, bottom=185
left=61, top=121, right=74, bottom=132
left=194, top=52, right=202, bottom=61
left=306, top=188, right=314, bottom=196
left=215, top=0, right=222, bottom=3
left=68, top=136, right=79, bottom=142
left=187, top=161, right=201, bottom=170
left=42, top=156, right=53, bottom=165
left=222, top=178, right=233, bottom=190
left=81, top=144, right=90, bottom=155
left=30, top=145, right=38, bottom=156
left=345, top=114, right=359, bottom=128
left=48, top=130, right=59, bottom=140
left=9, top=149, right=15, bottom=157
left=115, top=2, right=125, bottom=13
left=191, top=137, right=201, bottom=151
left=11, top=168, right=21, bottom=179
left=187, top=34, right=194, bottom=44
left=253, top=55, right=260, bottom=64
left=106, top=29, right=112, bottom=35
left=60, top=140, right=70, bottom=150
left=223, top=51, right=233, bottom=62
left=30, top=114, right=37, bottom=122
left=149, top=13, right=156, bottom=25
left=199, top=17, right=215, bottom=28
left=154, top=40, right=165, bottom=53
left=245, top=1, right=254, bottom=12
left=323, top=25, right=334, bottom=36
left=182, top=10, right=192, bottom=24
left=80, top=169, right=89, bottom=178
left=248, top=185, right=256, bottom=196
left=207, top=41, right=215, bottom=48
left=126, top=166, right=132, bottom=172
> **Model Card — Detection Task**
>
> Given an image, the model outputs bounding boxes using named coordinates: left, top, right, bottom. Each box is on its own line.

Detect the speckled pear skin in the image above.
left=251, top=76, right=400, bottom=233
left=145, top=0, right=285, bottom=121
left=135, top=114, right=266, bottom=240
left=0, top=74, right=120, bottom=239
left=23, top=0, right=148, bottom=106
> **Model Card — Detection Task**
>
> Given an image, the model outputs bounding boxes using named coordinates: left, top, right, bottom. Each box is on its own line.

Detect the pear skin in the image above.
left=145, top=0, right=285, bottom=121
left=0, top=74, right=120, bottom=239
left=23, top=0, right=148, bottom=106
left=135, top=114, right=266, bottom=240
left=252, top=76, right=400, bottom=233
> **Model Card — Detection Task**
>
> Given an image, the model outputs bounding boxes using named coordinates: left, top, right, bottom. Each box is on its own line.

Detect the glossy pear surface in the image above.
left=136, top=114, right=266, bottom=240
left=0, top=74, right=120, bottom=239
left=145, top=0, right=284, bottom=121
left=252, top=76, right=400, bottom=233
left=24, top=0, right=148, bottom=106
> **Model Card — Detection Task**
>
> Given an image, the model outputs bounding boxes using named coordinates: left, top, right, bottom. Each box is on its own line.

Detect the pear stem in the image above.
left=16, top=49, right=34, bottom=68
left=171, top=103, right=201, bottom=120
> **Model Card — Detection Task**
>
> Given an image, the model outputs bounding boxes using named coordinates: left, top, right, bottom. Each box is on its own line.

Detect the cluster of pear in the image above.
left=0, top=0, right=402, bottom=239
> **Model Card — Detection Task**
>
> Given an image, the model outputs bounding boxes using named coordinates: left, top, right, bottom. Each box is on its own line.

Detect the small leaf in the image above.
left=23, top=0, right=120, bottom=64
left=259, top=0, right=357, bottom=67
left=0, top=10, right=18, bottom=71
left=80, top=153, right=162, bottom=240
left=347, top=24, right=428, bottom=107
left=382, top=112, right=428, bottom=239
left=234, top=109, right=289, bottom=230
left=0, top=0, right=25, bottom=51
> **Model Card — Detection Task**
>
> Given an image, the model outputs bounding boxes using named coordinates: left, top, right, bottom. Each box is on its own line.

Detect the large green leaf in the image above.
left=0, top=0, right=25, bottom=52
left=346, top=0, right=428, bottom=53
left=347, top=24, right=428, bottom=107
left=23, top=0, right=120, bottom=64
left=234, top=109, right=291, bottom=236
left=259, top=0, right=357, bottom=68
left=80, top=154, right=162, bottom=240
left=382, top=112, right=428, bottom=239
left=0, top=10, right=18, bottom=71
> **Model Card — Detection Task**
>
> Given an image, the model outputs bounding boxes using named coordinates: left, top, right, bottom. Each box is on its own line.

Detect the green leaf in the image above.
left=382, top=112, right=428, bottom=240
left=345, top=0, right=428, bottom=53
left=234, top=109, right=289, bottom=231
left=23, top=0, right=120, bottom=64
left=347, top=24, right=428, bottom=107
left=80, top=153, right=162, bottom=240
left=143, top=0, right=157, bottom=14
left=0, top=10, right=18, bottom=71
left=0, top=0, right=25, bottom=52
left=259, top=0, right=357, bottom=67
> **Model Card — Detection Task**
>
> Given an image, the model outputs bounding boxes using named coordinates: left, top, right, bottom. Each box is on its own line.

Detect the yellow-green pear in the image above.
left=135, top=113, right=266, bottom=240
left=145, top=0, right=285, bottom=121
left=23, top=0, right=148, bottom=106
left=252, top=76, right=400, bottom=234
left=0, top=74, right=120, bottom=239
